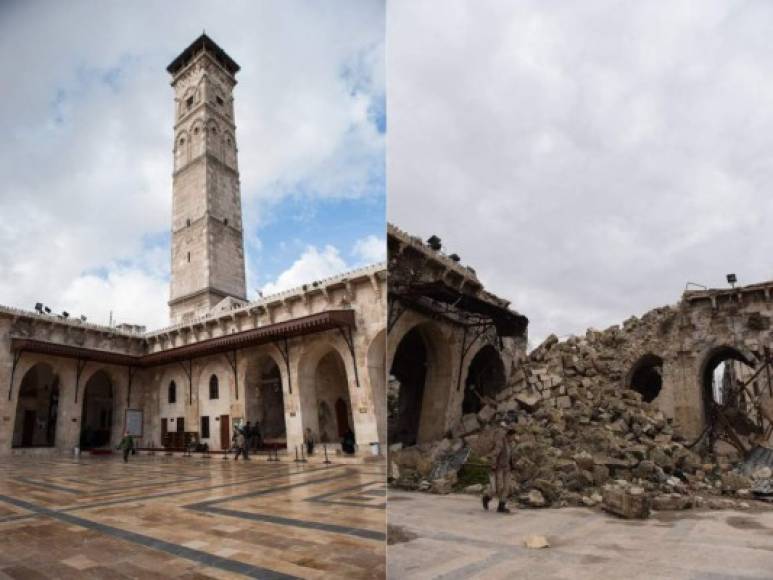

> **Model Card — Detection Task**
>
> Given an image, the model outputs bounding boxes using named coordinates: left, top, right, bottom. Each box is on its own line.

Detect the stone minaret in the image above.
left=167, top=34, right=247, bottom=324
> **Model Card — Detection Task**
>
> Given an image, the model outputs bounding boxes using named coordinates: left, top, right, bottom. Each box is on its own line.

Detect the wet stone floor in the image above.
left=0, top=455, right=386, bottom=579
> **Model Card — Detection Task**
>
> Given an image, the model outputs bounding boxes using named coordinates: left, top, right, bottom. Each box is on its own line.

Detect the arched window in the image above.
left=168, top=381, right=176, bottom=404
left=209, top=375, right=219, bottom=400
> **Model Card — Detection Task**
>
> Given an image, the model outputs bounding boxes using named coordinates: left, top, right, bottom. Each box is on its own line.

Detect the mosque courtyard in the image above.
left=0, top=455, right=385, bottom=579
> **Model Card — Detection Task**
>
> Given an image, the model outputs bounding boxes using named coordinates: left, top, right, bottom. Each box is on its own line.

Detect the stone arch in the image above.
left=298, top=343, right=354, bottom=446
left=12, top=362, right=60, bottom=448
left=462, top=344, right=506, bottom=415
left=626, top=353, right=665, bottom=403
left=699, top=345, right=756, bottom=422
left=80, top=369, right=114, bottom=449
left=244, top=351, right=287, bottom=447
left=367, top=329, right=387, bottom=444
left=190, top=119, right=205, bottom=157
left=388, top=321, right=453, bottom=446
left=223, top=130, right=237, bottom=167
left=174, top=130, right=190, bottom=171
left=196, top=360, right=232, bottom=450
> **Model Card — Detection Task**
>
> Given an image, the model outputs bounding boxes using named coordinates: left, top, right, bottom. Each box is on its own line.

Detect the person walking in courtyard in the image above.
left=341, top=428, right=356, bottom=455
left=244, top=421, right=254, bottom=450
left=234, top=424, right=249, bottom=460
left=304, top=427, right=315, bottom=455
left=482, top=418, right=516, bottom=513
left=116, top=431, right=134, bottom=463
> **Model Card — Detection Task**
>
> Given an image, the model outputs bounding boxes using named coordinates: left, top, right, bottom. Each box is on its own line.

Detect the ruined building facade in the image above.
left=387, top=224, right=528, bottom=447
left=389, top=222, right=773, bottom=450
left=0, top=35, right=386, bottom=457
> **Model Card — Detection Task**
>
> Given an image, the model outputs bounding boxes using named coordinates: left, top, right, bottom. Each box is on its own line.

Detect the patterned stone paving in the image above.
left=0, top=455, right=385, bottom=579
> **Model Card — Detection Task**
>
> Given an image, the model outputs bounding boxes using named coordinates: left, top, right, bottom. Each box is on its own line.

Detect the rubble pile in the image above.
left=390, top=324, right=771, bottom=513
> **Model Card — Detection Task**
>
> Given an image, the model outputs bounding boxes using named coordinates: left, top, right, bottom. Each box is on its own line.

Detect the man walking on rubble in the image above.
left=482, top=418, right=516, bottom=514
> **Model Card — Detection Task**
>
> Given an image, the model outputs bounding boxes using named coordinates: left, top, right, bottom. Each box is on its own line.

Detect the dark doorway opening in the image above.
left=463, top=345, right=506, bottom=415
left=389, top=328, right=427, bottom=447
left=629, top=354, right=664, bottom=403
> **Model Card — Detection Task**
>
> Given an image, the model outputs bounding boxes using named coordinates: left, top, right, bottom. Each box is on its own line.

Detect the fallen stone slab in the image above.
left=524, top=535, right=550, bottom=549
left=602, top=486, right=650, bottom=519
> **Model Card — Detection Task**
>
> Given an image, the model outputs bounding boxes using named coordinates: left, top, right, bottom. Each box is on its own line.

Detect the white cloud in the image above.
left=389, top=0, right=773, bottom=344
left=261, top=245, right=348, bottom=296
left=61, top=267, right=169, bottom=329
left=352, top=235, right=386, bottom=264
left=0, top=1, right=384, bottom=329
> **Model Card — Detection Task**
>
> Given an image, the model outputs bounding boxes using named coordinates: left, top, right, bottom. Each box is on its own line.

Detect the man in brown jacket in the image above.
left=482, top=419, right=516, bottom=514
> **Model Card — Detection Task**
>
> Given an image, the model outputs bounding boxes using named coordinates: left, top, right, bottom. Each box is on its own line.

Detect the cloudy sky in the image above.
left=388, top=0, right=773, bottom=347
left=0, top=0, right=385, bottom=329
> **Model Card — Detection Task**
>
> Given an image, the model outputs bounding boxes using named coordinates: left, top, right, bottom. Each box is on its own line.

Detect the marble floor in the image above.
left=388, top=491, right=773, bottom=580
left=0, top=454, right=386, bottom=579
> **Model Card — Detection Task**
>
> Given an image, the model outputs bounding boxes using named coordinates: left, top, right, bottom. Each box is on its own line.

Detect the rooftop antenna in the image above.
left=109, top=310, right=113, bottom=327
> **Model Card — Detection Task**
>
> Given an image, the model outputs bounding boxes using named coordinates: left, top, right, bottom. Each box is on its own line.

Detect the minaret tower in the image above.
left=167, top=34, right=247, bottom=324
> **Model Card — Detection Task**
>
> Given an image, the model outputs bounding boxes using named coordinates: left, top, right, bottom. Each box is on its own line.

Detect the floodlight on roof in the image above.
left=426, top=235, right=442, bottom=251
left=726, top=273, right=737, bottom=288
left=34, top=303, right=43, bottom=313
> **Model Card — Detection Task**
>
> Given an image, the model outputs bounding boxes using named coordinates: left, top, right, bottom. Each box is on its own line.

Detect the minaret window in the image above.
left=216, top=96, right=224, bottom=106
left=209, top=375, right=219, bottom=400
left=186, top=96, right=194, bottom=109
left=224, top=218, right=228, bottom=226
left=187, top=252, right=190, bottom=263
left=186, top=218, right=191, bottom=227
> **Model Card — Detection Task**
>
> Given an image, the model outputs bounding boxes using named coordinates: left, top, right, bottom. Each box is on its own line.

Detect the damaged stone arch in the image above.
left=462, top=343, right=506, bottom=414
left=626, top=353, right=665, bottom=403
left=699, top=344, right=757, bottom=421
left=388, top=321, right=452, bottom=447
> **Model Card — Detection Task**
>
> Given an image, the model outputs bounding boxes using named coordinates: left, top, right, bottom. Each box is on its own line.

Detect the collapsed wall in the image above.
left=391, top=291, right=773, bottom=513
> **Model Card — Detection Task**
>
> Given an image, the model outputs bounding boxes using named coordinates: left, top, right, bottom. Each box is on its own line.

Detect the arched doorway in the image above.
left=299, top=347, right=353, bottom=446
left=389, top=327, right=428, bottom=447
left=313, top=350, right=353, bottom=443
left=628, top=354, right=664, bottom=403
left=80, top=370, right=113, bottom=449
left=463, top=345, right=506, bottom=415
left=701, top=346, right=758, bottom=438
left=12, top=363, right=60, bottom=448
left=245, top=355, right=287, bottom=448
left=367, top=330, right=387, bottom=444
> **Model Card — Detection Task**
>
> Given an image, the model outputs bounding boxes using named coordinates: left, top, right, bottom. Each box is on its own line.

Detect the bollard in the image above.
left=294, top=445, right=302, bottom=463
left=323, top=443, right=332, bottom=465
left=274, top=444, right=281, bottom=462
left=300, top=443, right=308, bottom=464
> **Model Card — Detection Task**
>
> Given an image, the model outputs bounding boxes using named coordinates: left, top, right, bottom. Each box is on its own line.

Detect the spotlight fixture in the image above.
left=34, top=303, right=43, bottom=313
left=62, top=311, right=69, bottom=319
left=44, top=307, right=52, bottom=314
left=726, top=273, right=737, bottom=288
left=80, top=315, right=87, bottom=322
left=426, top=235, right=442, bottom=251
left=449, top=253, right=461, bottom=262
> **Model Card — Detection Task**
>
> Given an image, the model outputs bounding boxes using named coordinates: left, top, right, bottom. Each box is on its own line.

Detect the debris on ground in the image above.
left=390, top=327, right=773, bottom=516
left=524, top=535, right=550, bottom=549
